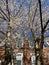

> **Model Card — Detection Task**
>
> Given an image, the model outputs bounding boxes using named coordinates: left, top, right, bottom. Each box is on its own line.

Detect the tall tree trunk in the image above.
left=13, top=53, right=17, bottom=65
left=38, top=0, right=44, bottom=65
left=40, top=31, right=44, bottom=65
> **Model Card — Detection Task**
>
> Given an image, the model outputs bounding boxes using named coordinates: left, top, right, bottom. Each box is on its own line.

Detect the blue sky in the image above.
left=46, top=0, right=49, bottom=5
left=0, top=0, right=49, bottom=39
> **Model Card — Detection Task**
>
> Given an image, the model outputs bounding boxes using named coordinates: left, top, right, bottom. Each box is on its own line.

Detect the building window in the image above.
left=29, top=41, right=34, bottom=48
left=16, top=53, right=23, bottom=65
left=0, top=60, right=1, bottom=64
left=16, top=39, right=23, bottom=47
left=17, top=60, right=21, bottom=65
left=31, top=53, right=36, bottom=65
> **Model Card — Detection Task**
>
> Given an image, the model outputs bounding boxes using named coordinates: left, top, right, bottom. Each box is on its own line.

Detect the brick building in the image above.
left=0, top=46, right=5, bottom=65
left=43, top=38, right=49, bottom=65
left=0, top=38, right=49, bottom=65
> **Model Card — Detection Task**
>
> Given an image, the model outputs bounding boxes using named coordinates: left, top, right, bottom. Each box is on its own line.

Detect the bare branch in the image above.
left=0, top=30, right=6, bottom=36
left=44, top=20, right=49, bottom=30
left=0, top=16, right=6, bottom=20
left=14, top=0, right=25, bottom=17
left=6, top=0, right=10, bottom=21
left=0, top=7, right=8, bottom=20
left=0, top=11, right=7, bottom=20
left=38, top=0, right=43, bottom=30
left=31, top=3, right=38, bottom=25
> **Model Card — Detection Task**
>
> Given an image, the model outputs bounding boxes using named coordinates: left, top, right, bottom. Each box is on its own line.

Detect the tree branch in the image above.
left=38, top=0, right=43, bottom=30
left=0, top=16, right=6, bottom=20
left=43, top=20, right=49, bottom=30
left=14, top=0, right=25, bottom=17
left=32, top=3, right=38, bottom=25
left=6, top=0, right=10, bottom=21
left=0, top=30, right=6, bottom=36
left=0, top=12, right=7, bottom=20
left=0, top=7, right=8, bottom=20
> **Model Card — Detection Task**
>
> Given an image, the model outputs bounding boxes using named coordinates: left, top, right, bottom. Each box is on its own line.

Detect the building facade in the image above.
left=43, top=38, right=49, bottom=65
